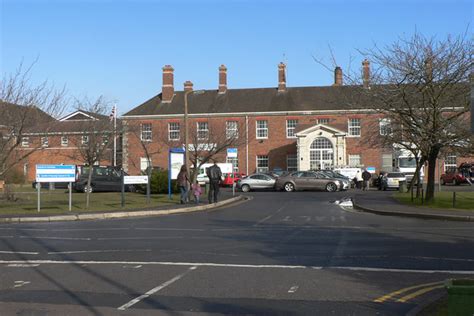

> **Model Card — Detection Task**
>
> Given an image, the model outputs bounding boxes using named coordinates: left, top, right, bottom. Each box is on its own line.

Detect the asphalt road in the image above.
left=0, top=189, right=473, bottom=315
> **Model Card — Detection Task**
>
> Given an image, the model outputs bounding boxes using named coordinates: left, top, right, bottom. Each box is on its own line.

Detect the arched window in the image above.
left=309, top=137, right=334, bottom=170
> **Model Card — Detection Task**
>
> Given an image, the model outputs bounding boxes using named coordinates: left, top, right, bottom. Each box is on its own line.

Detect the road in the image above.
left=0, top=190, right=473, bottom=315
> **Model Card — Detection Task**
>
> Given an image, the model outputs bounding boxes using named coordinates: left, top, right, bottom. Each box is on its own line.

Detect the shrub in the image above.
left=137, top=169, right=179, bottom=194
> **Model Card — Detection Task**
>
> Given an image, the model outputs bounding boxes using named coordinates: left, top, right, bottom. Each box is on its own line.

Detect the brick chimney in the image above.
left=218, top=64, right=227, bottom=94
left=278, top=62, right=286, bottom=92
left=362, top=59, right=370, bottom=88
left=162, top=65, right=174, bottom=103
left=334, top=66, right=343, bottom=86
left=184, top=80, right=193, bottom=92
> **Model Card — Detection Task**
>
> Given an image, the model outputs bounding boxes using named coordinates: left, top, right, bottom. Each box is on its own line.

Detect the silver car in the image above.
left=275, top=171, right=343, bottom=192
left=237, top=173, right=276, bottom=192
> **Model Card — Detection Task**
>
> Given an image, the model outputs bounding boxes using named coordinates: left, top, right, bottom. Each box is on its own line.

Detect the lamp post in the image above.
left=183, top=88, right=205, bottom=173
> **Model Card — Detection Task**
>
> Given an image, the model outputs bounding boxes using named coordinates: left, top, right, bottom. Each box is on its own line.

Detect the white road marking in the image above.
left=19, top=236, right=91, bottom=241
left=0, top=260, right=473, bottom=274
left=0, top=236, right=14, bottom=238
left=282, top=216, right=292, bottom=222
left=253, top=204, right=287, bottom=226
left=0, top=251, right=38, bottom=255
left=135, top=227, right=205, bottom=231
left=117, top=266, right=197, bottom=310
left=48, top=249, right=151, bottom=255
left=123, top=265, right=142, bottom=269
left=13, top=281, right=30, bottom=288
left=299, top=216, right=311, bottom=222
left=288, top=285, right=299, bottom=293
left=97, top=236, right=211, bottom=241
left=7, top=264, right=39, bottom=267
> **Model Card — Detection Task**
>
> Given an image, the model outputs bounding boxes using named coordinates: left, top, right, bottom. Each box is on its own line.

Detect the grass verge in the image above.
left=394, top=191, right=474, bottom=210
left=0, top=190, right=180, bottom=215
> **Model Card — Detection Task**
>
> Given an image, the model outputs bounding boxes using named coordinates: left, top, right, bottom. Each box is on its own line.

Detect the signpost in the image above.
left=168, top=148, right=185, bottom=199
left=227, top=148, right=238, bottom=196
left=35, top=165, right=76, bottom=212
left=120, top=174, right=149, bottom=207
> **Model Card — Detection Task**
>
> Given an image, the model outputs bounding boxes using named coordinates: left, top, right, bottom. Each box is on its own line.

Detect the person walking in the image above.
left=362, top=169, right=372, bottom=191
left=206, top=161, right=222, bottom=203
left=191, top=180, right=202, bottom=204
left=177, top=165, right=189, bottom=204
left=354, top=170, right=363, bottom=189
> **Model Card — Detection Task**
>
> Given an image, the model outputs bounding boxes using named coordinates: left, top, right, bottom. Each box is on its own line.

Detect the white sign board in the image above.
left=227, top=148, right=238, bottom=158
left=170, top=152, right=184, bottom=180
left=124, top=175, right=149, bottom=184
left=36, top=165, right=76, bottom=183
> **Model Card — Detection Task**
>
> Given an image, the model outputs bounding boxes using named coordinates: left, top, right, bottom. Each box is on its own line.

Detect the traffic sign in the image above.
left=36, top=165, right=76, bottom=183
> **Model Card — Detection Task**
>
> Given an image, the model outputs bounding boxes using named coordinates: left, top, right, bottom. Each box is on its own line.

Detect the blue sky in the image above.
left=1, top=0, right=472, bottom=114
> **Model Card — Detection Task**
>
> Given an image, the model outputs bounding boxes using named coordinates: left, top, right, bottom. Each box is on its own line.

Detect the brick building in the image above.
left=121, top=62, right=467, bottom=179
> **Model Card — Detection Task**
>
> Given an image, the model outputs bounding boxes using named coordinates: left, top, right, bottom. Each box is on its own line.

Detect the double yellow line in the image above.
left=374, top=281, right=444, bottom=303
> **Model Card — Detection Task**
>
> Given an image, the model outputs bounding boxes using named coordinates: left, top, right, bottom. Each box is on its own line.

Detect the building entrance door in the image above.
left=309, top=137, right=334, bottom=170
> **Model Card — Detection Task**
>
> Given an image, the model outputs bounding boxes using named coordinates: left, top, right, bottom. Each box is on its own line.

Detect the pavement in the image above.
left=352, top=189, right=474, bottom=222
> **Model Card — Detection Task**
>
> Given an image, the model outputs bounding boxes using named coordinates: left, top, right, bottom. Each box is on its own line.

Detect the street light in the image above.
left=184, top=88, right=205, bottom=173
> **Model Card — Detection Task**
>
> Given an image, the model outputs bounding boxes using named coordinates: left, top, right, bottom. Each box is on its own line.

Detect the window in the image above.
left=82, top=135, right=89, bottom=145
left=140, top=157, right=151, bottom=171
left=348, top=118, right=361, bottom=137
left=226, top=121, right=238, bottom=139
left=61, top=136, right=68, bottom=147
left=256, top=155, right=269, bottom=173
left=381, top=154, right=393, bottom=172
left=21, top=137, right=29, bottom=147
left=379, top=118, right=392, bottom=136
left=41, top=137, right=49, bottom=147
left=226, top=157, right=239, bottom=172
left=197, top=122, right=209, bottom=140
left=318, top=118, right=330, bottom=125
left=168, top=122, right=180, bottom=141
left=256, top=120, right=268, bottom=139
left=348, top=154, right=361, bottom=167
left=286, top=119, right=298, bottom=138
left=141, top=123, right=152, bottom=141
left=287, top=154, right=298, bottom=171
left=444, top=155, right=457, bottom=172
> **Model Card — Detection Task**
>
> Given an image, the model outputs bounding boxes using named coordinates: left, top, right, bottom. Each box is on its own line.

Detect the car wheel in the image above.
left=83, top=185, right=93, bottom=193
left=326, top=182, right=337, bottom=192
left=241, top=184, right=250, bottom=192
left=440, top=178, right=445, bottom=185
left=284, top=182, right=295, bottom=192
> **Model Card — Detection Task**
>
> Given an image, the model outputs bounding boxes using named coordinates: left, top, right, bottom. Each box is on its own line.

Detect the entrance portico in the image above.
left=296, top=124, right=347, bottom=171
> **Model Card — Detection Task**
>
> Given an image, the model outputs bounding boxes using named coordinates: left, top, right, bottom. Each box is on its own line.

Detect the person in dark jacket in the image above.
left=177, top=165, right=189, bottom=204
left=362, top=169, right=372, bottom=191
left=206, top=161, right=222, bottom=203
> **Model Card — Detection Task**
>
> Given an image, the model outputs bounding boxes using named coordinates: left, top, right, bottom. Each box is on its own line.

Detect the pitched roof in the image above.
left=123, top=85, right=369, bottom=117
left=0, top=101, right=55, bottom=127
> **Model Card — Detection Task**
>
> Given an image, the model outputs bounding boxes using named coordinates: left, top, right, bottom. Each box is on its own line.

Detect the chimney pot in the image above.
left=218, top=64, right=227, bottom=94
left=334, top=66, right=343, bottom=86
left=184, top=80, right=193, bottom=92
left=278, top=62, right=286, bottom=92
left=362, top=59, right=370, bottom=88
left=162, top=65, right=174, bottom=103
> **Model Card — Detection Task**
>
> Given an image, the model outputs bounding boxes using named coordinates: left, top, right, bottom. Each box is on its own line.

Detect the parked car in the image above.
left=382, top=172, right=406, bottom=190
left=440, top=170, right=470, bottom=185
left=221, top=172, right=247, bottom=187
left=315, top=170, right=350, bottom=190
left=237, top=173, right=276, bottom=192
left=73, top=166, right=135, bottom=193
left=275, top=171, right=343, bottom=192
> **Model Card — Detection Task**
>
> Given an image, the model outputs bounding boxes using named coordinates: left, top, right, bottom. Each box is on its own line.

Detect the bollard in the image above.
left=453, top=192, right=456, bottom=208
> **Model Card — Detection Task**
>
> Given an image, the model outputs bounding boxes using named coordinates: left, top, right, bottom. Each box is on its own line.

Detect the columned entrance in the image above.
left=309, top=137, right=334, bottom=170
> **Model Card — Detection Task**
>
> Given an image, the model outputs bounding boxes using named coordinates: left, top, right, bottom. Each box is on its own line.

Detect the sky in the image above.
left=1, top=0, right=472, bottom=115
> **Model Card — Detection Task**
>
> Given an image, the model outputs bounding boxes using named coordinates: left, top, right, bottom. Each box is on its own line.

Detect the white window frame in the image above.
left=226, top=121, right=239, bottom=139
left=41, top=136, right=49, bottom=147
left=197, top=122, right=209, bottom=140
left=348, top=154, right=361, bottom=167
left=61, top=136, right=68, bottom=147
left=21, top=137, right=29, bottom=147
left=348, top=118, right=361, bottom=137
left=82, top=135, right=89, bottom=145
left=444, top=155, right=457, bottom=172
left=286, top=119, right=298, bottom=138
left=256, top=120, right=268, bottom=139
left=168, top=122, right=180, bottom=141
left=318, top=118, right=330, bottom=125
left=141, top=123, right=152, bottom=142
left=226, top=156, right=239, bottom=172
left=379, top=118, right=392, bottom=136
left=287, top=154, right=298, bottom=171
left=256, top=155, right=269, bottom=173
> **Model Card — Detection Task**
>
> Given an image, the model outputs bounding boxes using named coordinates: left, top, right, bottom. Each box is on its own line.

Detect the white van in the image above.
left=333, top=167, right=362, bottom=181
left=195, top=163, right=233, bottom=184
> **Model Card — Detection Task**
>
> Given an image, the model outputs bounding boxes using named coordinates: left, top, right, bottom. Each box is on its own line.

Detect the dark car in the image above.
left=73, top=166, right=135, bottom=193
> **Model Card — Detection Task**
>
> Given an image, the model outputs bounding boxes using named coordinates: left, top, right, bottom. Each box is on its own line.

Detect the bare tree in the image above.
left=67, top=96, right=114, bottom=208
left=0, top=61, right=68, bottom=180
left=187, top=119, right=245, bottom=183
